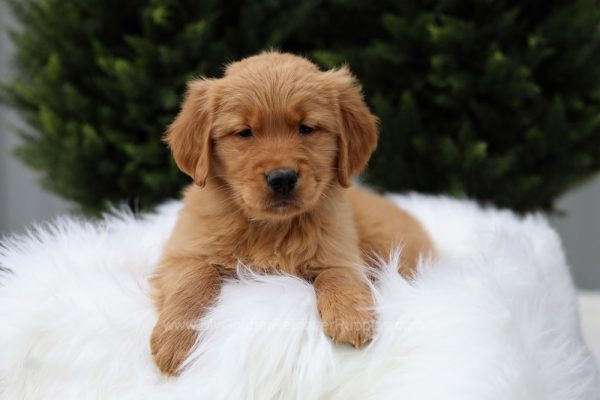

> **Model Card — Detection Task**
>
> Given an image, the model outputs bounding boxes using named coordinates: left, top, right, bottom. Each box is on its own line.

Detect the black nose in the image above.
left=266, top=169, right=298, bottom=196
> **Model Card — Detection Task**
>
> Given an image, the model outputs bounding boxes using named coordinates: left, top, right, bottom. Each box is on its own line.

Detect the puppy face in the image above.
left=166, top=52, right=378, bottom=220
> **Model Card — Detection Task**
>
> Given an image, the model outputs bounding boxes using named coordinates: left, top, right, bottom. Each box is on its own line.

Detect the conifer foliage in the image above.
left=4, top=0, right=600, bottom=213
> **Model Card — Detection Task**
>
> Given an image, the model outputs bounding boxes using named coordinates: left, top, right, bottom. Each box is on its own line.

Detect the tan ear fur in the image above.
left=327, top=67, right=379, bottom=188
left=164, top=79, right=215, bottom=187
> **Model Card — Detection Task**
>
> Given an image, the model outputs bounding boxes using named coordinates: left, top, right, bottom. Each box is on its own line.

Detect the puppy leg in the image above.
left=150, top=258, right=221, bottom=376
left=313, top=267, right=375, bottom=348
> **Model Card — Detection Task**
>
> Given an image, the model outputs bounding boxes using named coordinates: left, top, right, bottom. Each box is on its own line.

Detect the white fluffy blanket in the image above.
left=0, top=194, right=598, bottom=399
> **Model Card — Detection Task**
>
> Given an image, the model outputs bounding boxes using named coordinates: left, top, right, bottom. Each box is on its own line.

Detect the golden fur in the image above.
left=150, top=52, right=434, bottom=375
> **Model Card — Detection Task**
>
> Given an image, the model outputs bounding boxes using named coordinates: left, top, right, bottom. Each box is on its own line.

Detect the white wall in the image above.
left=550, top=176, right=600, bottom=290
left=0, top=0, right=598, bottom=287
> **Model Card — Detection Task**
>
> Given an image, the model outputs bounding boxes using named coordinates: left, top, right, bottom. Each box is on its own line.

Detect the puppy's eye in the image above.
left=237, top=129, right=254, bottom=138
left=299, top=125, right=315, bottom=135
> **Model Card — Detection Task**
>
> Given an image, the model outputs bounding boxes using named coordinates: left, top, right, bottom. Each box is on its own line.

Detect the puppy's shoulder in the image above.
left=346, top=185, right=429, bottom=242
left=168, top=184, right=244, bottom=254
left=180, top=183, right=236, bottom=217
left=346, top=186, right=394, bottom=212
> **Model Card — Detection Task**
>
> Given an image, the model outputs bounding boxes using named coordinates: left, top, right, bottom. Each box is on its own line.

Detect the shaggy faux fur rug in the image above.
left=0, top=194, right=598, bottom=399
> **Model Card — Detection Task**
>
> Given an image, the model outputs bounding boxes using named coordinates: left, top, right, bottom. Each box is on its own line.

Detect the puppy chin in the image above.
left=247, top=202, right=306, bottom=221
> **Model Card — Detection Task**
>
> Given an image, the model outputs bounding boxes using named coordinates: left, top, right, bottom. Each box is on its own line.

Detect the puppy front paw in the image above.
left=150, top=319, right=198, bottom=376
left=317, top=288, right=375, bottom=348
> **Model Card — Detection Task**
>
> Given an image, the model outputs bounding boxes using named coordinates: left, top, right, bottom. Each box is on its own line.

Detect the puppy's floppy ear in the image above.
left=327, top=67, right=378, bottom=188
left=164, top=79, right=215, bottom=187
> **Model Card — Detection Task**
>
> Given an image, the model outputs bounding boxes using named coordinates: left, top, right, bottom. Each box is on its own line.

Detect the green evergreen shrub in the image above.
left=4, top=0, right=600, bottom=214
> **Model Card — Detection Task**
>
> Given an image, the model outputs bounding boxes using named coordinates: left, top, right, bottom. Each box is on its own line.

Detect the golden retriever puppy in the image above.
left=150, top=51, right=434, bottom=376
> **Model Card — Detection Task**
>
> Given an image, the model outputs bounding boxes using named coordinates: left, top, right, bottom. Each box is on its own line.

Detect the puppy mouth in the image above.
left=266, top=197, right=300, bottom=210
left=239, top=185, right=318, bottom=219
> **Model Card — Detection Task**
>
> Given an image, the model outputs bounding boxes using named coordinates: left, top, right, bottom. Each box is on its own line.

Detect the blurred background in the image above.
left=0, top=0, right=599, bottom=288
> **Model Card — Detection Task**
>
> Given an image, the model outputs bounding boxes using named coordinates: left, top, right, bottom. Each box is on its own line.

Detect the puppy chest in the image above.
left=238, top=240, right=318, bottom=276
left=214, top=226, right=318, bottom=276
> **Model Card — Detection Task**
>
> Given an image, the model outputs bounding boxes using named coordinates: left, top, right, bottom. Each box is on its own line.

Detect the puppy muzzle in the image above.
left=266, top=169, right=298, bottom=196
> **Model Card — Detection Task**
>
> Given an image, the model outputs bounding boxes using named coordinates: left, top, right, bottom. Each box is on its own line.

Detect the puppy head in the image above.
left=165, top=51, right=378, bottom=220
